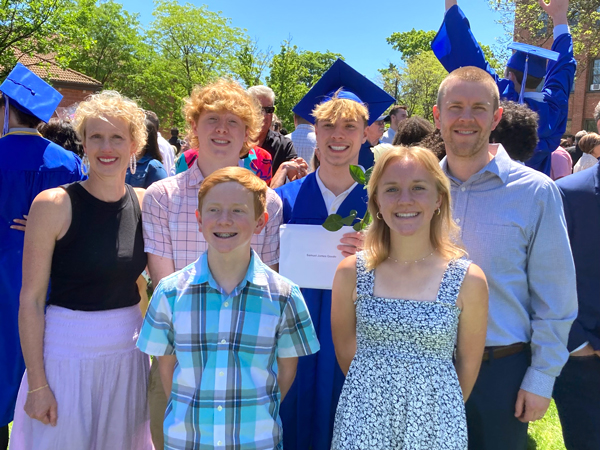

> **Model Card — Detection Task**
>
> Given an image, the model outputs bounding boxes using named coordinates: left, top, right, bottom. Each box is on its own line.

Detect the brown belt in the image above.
left=482, top=343, right=529, bottom=362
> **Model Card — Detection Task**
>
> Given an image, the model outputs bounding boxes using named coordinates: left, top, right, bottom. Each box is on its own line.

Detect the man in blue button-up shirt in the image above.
left=433, top=66, right=577, bottom=450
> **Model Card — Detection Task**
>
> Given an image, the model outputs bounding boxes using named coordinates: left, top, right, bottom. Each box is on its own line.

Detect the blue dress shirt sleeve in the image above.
left=520, top=180, right=578, bottom=397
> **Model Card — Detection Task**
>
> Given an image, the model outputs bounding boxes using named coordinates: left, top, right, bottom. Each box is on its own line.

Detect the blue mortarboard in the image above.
left=506, top=43, right=559, bottom=104
left=1, top=62, right=63, bottom=134
left=293, top=59, right=395, bottom=126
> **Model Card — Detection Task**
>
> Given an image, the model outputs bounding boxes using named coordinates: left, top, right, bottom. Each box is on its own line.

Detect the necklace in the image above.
left=388, top=249, right=436, bottom=264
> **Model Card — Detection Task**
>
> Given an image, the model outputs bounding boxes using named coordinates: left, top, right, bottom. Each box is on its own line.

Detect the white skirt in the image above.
left=9, top=304, right=153, bottom=450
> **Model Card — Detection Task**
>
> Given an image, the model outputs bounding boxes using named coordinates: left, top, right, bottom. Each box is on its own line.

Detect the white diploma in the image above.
left=279, top=224, right=352, bottom=290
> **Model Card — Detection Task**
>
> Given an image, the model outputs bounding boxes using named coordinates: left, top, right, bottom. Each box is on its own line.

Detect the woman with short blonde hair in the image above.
left=10, top=90, right=152, bottom=449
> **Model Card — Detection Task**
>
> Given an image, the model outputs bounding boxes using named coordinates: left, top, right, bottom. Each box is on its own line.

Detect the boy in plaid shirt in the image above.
left=137, top=166, right=319, bottom=450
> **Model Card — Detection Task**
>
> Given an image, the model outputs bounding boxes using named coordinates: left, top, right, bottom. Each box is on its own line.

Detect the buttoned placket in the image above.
left=213, top=280, right=246, bottom=448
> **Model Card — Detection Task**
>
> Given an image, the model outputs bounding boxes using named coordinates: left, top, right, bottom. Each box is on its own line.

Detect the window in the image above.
left=584, top=119, right=598, bottom=133
left=591, top=59, right=600, bottom=86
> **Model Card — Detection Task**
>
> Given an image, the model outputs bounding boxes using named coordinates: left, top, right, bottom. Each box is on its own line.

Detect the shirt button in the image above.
left=217, top=406, right=223, bottom=411
left=220, top=339, right=226, bottom=344
left=219, top=371, right=224, bottom=377
left=223, top=302, right=229, bottom=307
left=461, top=186, right=466, bottom=192
left=456, top=218, right=461, bottom=224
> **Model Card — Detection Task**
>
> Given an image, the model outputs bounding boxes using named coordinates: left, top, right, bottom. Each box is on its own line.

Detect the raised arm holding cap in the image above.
left=432, top=0, right=575, bottom=176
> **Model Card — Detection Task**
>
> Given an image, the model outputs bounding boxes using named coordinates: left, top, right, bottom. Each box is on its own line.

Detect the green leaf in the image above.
left=353, top=221, right=363, bottom=232
left=322, top=214, right=345, bottom=232
left=364, top=167, right=374, bottom=189
left=341, top=210, right=357, bottom=226
left=349, top=165, right=366, bottom=184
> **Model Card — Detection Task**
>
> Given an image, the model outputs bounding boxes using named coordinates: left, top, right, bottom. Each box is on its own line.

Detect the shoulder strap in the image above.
left=355, top=251, right=374, bottom=303
left=436, top=259, right=471, bottom=306
left=126, top=183, right=141, bottom=218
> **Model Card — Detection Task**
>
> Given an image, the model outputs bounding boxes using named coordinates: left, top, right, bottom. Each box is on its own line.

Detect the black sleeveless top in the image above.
left=48, top=182, right=147, bottom=311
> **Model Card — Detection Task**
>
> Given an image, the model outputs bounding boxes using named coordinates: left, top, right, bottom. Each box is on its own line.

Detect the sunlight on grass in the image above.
left=527, top=400, right=566, bottom=450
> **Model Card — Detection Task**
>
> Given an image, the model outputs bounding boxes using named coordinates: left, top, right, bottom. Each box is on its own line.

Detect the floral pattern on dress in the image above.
left=331, top=252, right=471, bottom=450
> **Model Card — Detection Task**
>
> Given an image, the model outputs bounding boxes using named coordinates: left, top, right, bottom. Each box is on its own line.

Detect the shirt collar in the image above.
left=441, top=144, right=511, bottom=185
left=315, top=166, right=359, bottom=197
left=187, top=160, right=205, bottom=187
left=295, top=124, right=315, bottom=132
left=192, top=249, right=269, bottom=289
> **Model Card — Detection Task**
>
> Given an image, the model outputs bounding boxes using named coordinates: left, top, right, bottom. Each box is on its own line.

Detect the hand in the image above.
left=286, top=157, right=308, bottom=181
left=24, top=386, right=58, bottom=426
left=538, top=0, right=568, bottom=25
left=10, top=214, right=28, bottom=231
left=514, top=389, right=551, bottom=423
left=338, top=231, right=365, bottom=258
left=570, top=343, right=596, bottom=357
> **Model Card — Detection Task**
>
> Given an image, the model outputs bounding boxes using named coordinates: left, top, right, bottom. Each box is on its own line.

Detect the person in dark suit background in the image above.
left=554, top=122, right=600, bottom=449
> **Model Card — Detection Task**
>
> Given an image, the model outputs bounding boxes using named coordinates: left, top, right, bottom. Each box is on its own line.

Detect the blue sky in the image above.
left=119, top=0, right=512, bottom=82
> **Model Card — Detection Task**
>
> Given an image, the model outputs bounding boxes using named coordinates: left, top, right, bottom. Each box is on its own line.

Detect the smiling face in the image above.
left=83, top=116, right=136, bottom=177
left=314, top=117, right=367, bottom=168
left=375, top=157, right=442, bottom=239
left=196, top=181, right=267, bottom=256
left=193, top=109, right=248, bottom=166
left=433, top=78, right=502, bottom=161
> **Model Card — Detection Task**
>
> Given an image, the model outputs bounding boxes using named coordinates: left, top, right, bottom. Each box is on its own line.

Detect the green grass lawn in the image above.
left=527, top=400, right=566, bottom=450
left=8, top=401, right=566, bottom=448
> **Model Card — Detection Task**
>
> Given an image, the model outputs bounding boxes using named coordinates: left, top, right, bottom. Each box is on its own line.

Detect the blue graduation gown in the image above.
left=275, top=173, right=368, bottom=450
left=431, top=5, right=576, bottom=176
left=358, top=140, right=375, bottom=170
left=0, top=133, right=83, bottom=426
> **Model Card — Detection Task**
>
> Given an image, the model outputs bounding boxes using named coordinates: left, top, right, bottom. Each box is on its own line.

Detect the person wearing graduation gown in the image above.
left=431, top=0, right=575, bottom=176
left=0, top=63, right=83, bottom=449
left=275, top=59, right=394, bottom=450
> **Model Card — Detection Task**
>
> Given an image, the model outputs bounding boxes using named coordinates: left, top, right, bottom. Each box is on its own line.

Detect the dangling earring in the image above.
left=81, top=153, right=89, bottom=176
left=376, top=211, right=383, bottom=220
left=129, top=154, right=137, bottom=174
left=435, top=207, right=441, bottom=215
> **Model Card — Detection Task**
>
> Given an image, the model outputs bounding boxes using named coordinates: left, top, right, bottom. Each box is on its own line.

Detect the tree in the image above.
left=267, top=41, right=342, bottom=130
left=0, top=0, right=87, bottom=79
left=387, top=28, right=503, bottom=72
left=396, top=51, right=447, bottom=122
left=148, top=0, right=249, bottom=96
left=67, top=0, right=144, bottom=89
left=378, top=63, right=402, bottom=101
left=490, top=0, right=600, bottom=74
left=235, top=39, right=273, bottom=88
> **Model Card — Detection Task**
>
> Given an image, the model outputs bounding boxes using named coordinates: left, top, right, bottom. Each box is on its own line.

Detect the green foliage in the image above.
left=0, top=0, right=88, bottom=79
left=68, top=1, right=144, bottom=86
left=386, top=29, right=438, bottom=61
left=395, top=51, right=447, bottom=122
left=234, top=39, right=273, bottom=88
left=267, top=41, right=342, bottom=130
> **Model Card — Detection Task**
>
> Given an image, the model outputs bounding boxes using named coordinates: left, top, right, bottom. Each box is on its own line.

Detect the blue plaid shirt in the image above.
left=137, top=250, right=319, bottom=450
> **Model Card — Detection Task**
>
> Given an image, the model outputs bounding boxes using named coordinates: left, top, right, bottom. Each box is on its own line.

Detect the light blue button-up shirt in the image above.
left=441, top=145, right=578, bottom=398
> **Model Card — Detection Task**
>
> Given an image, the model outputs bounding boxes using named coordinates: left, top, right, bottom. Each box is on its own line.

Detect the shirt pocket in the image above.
left=472, top=222, right=526, bottom=275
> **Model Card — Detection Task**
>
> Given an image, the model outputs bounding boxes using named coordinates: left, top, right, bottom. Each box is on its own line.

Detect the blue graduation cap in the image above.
left=1, top=62, right=63, bottom=135
left=506, top=43, right=559, bottom=104
left=292, top=59, right=395, bottom=126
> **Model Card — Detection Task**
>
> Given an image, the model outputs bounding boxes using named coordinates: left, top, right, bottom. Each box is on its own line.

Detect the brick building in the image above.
left=567, top=58, right=600, bottom=134
left=15, top=53, right=102, bottom=118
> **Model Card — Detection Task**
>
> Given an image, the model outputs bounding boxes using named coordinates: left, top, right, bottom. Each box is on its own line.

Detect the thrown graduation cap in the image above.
left=0, top=62, right=63, bottom=135
left=506, top=43, right=559, bottom=104
left=293, top=59, right=395, bottom=126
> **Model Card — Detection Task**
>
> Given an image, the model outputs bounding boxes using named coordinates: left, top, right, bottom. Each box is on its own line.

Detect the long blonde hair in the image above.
left=364, top=145, right=466, bottom=270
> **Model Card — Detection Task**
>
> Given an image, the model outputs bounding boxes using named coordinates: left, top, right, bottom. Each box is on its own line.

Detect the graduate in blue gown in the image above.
left=0, top=63, right=84, bottom=447
left=276, top=59, right=394, bottom=450
left=431, top=0, right=575, bottom=176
